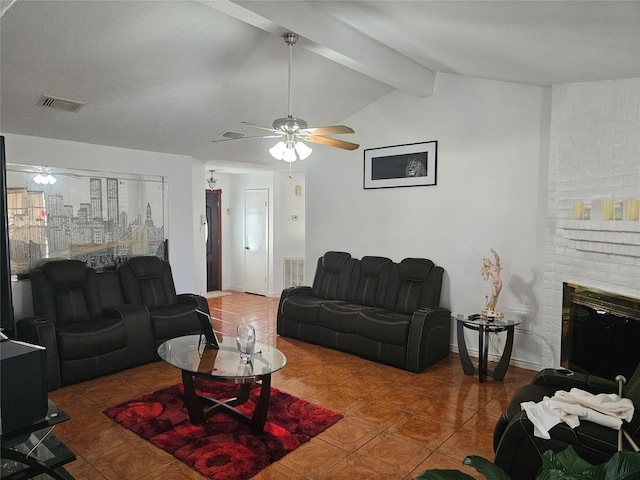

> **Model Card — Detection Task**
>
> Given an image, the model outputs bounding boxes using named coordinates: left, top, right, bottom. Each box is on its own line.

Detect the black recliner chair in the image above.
left=118, top=256, right=206, bottom=351
left=493, top=364, right=640, bottom=480
left=17, top=260, right=153, bottom=390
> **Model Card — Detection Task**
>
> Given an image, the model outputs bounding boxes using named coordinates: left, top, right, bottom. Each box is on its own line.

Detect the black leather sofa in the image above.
left=493, top=365, right=640, bottom=480
left=277, top=251, right=451, bottom=372
left=16, top=257, right=208, bottom=391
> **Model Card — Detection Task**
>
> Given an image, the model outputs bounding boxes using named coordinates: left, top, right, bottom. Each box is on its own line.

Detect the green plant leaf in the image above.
left=540, top=447, right=593, bottom=474
left=584, top=451, right=640, bottom=479
left=413, top=469, right=477, bottom=480
left=462, top=456, right=511, bottom=480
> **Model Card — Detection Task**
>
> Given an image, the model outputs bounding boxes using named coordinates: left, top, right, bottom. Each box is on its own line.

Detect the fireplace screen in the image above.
left=562, top=283, right=640, bottom=380
left=6, top=164, right=167, bottom=277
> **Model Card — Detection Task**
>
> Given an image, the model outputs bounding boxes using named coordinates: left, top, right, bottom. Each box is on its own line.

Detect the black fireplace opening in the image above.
left=562, top=283, right=640, bottom=381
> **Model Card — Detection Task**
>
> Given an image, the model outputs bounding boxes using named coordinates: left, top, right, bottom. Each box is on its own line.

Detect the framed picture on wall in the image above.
left=363, top=140, right=437, bottom=189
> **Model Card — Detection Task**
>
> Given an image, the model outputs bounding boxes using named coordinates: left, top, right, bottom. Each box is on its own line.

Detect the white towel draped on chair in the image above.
left=521, top=388, right=635, bottom=439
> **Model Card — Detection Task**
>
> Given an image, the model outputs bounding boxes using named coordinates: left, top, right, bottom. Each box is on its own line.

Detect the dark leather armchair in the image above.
left=118, top=256, right=207, bottom=350
left=493, top=364, right=640, bottom=480
left=16, top=260, right=153, bottom=390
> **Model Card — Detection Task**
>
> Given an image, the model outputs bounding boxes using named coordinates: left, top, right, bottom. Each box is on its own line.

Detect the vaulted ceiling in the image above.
left=1, top=1, right=639, bottom=172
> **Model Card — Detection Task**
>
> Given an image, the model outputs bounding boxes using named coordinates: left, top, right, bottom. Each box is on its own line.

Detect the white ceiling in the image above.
left=1, top=1, right=639, bottom=173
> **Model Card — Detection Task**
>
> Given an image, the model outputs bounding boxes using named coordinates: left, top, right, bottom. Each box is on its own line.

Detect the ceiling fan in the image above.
left=213, top=32, right=359, bottom=162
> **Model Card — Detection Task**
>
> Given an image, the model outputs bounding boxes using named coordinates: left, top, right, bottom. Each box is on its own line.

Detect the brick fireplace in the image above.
left=542, top=78, right=640, bottom=370
left=562, top=282, right=640, bottom=380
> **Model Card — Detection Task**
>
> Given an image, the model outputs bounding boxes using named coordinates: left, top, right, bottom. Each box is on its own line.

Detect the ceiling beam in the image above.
left=199, top=0, right=435, bottom=98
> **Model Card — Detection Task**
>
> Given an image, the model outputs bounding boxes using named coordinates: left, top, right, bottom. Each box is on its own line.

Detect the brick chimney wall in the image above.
left=542, top=78, right=640, bottom=368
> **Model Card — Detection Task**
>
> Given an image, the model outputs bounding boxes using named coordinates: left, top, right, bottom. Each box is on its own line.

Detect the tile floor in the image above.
left=48, top=292, right=536, bottom=479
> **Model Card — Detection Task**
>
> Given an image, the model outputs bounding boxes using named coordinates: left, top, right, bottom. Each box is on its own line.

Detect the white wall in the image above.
left=542, top=78, right=640, bottom=368
left=306, top=73, right=551, bottom=369
left=4, top=133, right=208, bottom=318
left=273, top=170, right=306, bottom=291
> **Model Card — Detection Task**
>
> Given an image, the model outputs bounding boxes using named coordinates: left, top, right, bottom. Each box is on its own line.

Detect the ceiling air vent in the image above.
left=36, top=95, right=84, bottom=113
left=220, top=130, right=246, bottom=140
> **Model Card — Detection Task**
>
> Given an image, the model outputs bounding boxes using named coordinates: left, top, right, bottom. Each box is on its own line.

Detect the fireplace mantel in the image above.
left=558, top=219, right=640, bottom=259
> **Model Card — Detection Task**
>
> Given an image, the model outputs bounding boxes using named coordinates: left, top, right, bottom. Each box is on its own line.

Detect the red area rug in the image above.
left=103, top=379, right=343, bottom=480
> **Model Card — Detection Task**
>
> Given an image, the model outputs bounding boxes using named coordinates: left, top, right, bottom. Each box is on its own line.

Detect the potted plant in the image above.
left=414, top=446, right=640, bottom=480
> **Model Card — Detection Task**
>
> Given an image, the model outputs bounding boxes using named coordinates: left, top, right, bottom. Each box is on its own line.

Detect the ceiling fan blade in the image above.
left=241, top=121, right=279, bottom=133
left=299, top=125, right=354, bottom=135
left=211, top=134, right=281, bottom=143
left=302, top=135, right=360, bottom=151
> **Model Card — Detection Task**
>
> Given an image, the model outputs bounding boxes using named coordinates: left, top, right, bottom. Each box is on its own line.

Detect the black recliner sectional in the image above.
left=16, top=256, right=208, bottom=391
left=493, top=365, right=640, bottom=480
left=277, top=251, right=451, bottom=372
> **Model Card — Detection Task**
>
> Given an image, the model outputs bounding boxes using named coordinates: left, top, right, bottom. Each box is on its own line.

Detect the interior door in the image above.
left=205, top=189, right=221, bottom=291
left=244, top=189, right=268, bottom=296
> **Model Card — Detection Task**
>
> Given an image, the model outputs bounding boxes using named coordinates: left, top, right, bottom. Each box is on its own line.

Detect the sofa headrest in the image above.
left=127, top=256, right=164, bottom=279
left=39, top=260, right=88, bottom=287
left=360, top=256, right=393, bottom=276
left=322, top=251, right=351, bottom=273
left=398, top=258, right=434, bottom=282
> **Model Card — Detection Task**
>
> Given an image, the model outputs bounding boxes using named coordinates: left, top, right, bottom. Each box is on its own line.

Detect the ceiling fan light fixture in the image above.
left=294, top=141, right=312, bottom=160
left=282, top=144, right=297, bottom=163
left=269, top=141, right=287, bottom=160
left=207, top=170, right=217, bottom=189
left=33, top=173, right=57, bottom=185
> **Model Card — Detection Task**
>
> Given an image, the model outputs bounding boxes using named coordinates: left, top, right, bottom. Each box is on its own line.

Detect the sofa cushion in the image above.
left=56, top=317, right=127, bottom=360
left=318, top=303, right=376, bottom=333
left=119, top=256, right=179, bottom=308
left=32, top=260, right=104, bottom=326
left=357, top=310, right=412, bottom=346
left=282, top=296, right=346, bottom=326
left=311, top=251, right=355, bottom=300
left=393, top=258, right=435, bottom=315
left=350, top=256, right=393, bottom=306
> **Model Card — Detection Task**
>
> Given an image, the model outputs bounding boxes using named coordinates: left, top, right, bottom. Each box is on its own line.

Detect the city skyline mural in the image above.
left=6, top=164, right=167, bottom=276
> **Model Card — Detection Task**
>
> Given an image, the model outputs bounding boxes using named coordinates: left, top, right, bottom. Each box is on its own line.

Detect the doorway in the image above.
left=244, top=189, right=268, bottom=296
left=205, top=189, right=221, bottom=291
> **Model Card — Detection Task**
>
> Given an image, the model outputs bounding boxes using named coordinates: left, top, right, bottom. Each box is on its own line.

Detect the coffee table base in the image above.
left=181, top=370, right=271, bottom=431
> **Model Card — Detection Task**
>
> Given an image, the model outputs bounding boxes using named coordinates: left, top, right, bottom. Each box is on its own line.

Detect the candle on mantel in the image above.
left=602, top=200, right=614, bottom=220
left=627, top=199, right=640, bottom=221
left=572, top=202, right=584, bottom=220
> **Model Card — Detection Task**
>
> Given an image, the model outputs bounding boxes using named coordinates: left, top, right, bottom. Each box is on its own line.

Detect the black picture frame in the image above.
left=196, top=309, right=219, bottom=349
left=364, top=140, right=437, bottom=189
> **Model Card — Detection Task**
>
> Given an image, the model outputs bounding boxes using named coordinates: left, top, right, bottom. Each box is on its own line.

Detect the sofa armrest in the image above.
left=177, top=293, right=210, bottom=314
left=16, top=317, right=61, bottom=391
left=281, top=286, right=313, bottom=298
left=277, top=286, right=313, bottom=311
left=406, top=306, right=452, bottom=373
left=104, top=305, right=155, bottom=366
left=531, top=368, right=618, bottom=394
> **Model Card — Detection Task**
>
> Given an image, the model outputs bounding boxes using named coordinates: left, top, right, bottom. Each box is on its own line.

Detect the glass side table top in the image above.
left=453, top=313, right=522, bottom=329
left=157, top=334, right=287, bottom=382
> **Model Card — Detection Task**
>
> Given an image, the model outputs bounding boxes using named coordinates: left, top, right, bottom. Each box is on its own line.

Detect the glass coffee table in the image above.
left=157, top=334, right=286, bottom=431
